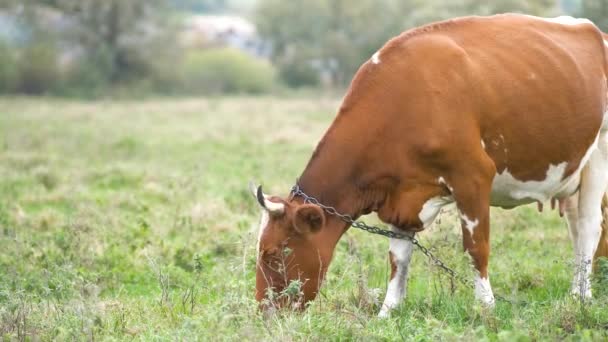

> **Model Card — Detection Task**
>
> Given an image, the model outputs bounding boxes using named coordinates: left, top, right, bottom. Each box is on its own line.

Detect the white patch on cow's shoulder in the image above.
left=481, top=140, right=486, bottom=150
left=474, top=275, right=495, bottom=306
left=459, top=211, right=479, bottom=237
left=256, top=211, right=269, bottom=255
left=539, top=16, right=593, bottom=26
left=371, top=51, right=381, bottom=64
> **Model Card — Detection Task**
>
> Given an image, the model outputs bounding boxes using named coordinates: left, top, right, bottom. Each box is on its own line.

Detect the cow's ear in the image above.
left=294, top=204, right=325, bottom=235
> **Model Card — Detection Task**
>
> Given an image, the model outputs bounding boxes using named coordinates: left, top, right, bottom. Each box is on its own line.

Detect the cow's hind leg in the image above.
left=563, top=192, right=585, bottom=295
left=571, top=134, right=608, bottom=298
left=378, top=227, right=415, bottom=317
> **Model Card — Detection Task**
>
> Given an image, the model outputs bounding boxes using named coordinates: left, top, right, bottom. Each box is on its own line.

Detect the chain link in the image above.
left=291, top=184, right=515, bottom=304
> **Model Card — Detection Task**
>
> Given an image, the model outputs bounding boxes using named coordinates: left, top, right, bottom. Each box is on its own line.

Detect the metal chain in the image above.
left=291, top=184, right=515, bottom=304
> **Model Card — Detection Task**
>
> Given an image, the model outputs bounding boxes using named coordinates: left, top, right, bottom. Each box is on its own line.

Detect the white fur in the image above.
left=418, top=196, right=452, bottom=228
left=459, top=212, right=479, bottom=236
left=371, top=51, right=381, bottom=64
left=602, top=109, right=608, bottom=129
left=491, top=133, right=599, bottom=208
left=438, top=177, right=454, bottom=193
left=568, top=133, right=608, bottom=299
left=263, top=197, right=285, bottom=213
left=562, top=194, right=592, bottom=298
left=379, top=228, right=415, bottom=317
left=474, top=275, right=495, bottom=306
left=415, top=177, right=456, bottom=228
left=491, top=163, right=567, bottom=206
left=481, top=140, right=486, bottom=150
left=256, top=211, right=269, bottom=256
left=540, top=16, right=593, bottom=26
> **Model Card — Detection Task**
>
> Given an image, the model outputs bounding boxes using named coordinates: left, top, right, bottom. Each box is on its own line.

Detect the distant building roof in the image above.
left=181, top=15, right=269, bottom=58
left=185, top=15, right=257, bottom=37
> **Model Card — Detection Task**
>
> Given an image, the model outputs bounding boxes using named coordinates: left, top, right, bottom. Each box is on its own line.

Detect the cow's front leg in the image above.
left=450, top=167, right=495, bottom=306
left=378, top=227, right=415, bottom=317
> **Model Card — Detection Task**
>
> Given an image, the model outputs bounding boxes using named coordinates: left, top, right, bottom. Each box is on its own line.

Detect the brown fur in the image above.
left=389, top=251, right=397, bottom=280
left=255, top=14, right=608, bottom=308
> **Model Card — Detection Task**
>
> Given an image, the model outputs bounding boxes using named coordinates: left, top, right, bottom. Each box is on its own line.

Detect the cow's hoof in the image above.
left=482, top=298, right=496, bottom=308
left=377, top=307, right=392, bottom=318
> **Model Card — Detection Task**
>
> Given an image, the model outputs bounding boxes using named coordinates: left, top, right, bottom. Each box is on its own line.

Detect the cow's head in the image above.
left=250, top=183, right=342, bottom=310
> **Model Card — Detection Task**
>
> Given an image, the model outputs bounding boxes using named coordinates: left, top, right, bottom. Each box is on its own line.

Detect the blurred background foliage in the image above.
left=0, top=0, right=604, bottom=97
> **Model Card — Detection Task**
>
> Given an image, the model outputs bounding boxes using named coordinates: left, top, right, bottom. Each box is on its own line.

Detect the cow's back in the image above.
left=452, top=15, right=606, bottom=181
left=351, top=14, right=608, bottom=207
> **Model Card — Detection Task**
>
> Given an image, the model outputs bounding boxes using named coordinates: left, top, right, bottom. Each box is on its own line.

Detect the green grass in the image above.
left=0, top=96, right=607, bottom=341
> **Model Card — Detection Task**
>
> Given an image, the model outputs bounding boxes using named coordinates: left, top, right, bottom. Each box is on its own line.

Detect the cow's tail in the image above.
left=594, top=194, right=608, bottom=271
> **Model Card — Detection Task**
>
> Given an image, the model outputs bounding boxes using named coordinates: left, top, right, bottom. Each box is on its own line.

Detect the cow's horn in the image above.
left=248, top=181, right=258, bottom=198
left=256, top=185, right=266, bottom=207
left=255, top=184, right=285, bottom=214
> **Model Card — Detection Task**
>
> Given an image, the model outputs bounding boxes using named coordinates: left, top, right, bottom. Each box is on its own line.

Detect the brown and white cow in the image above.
left=251, top=14, right=608, bottom=316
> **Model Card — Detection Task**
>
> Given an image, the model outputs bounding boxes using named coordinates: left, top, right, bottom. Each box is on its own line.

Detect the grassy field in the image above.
left=0, top=96, right=607, bottom=341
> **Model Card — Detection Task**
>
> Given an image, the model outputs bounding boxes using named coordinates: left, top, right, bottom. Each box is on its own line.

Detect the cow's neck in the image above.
left=297, top=112, right=391, bottom=222
left=297, top=148, right=360, bottom=218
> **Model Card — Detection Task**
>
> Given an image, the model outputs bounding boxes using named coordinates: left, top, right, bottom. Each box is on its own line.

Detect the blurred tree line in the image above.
left=579, top=0, right=608, bottom=31
left=1, top=0, right=177, bottom=96
left=0, top=0, right=606, bottom=97
left=0, top=0, right=274, bottom=96
left=255, top=0, right=563, bottom=87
